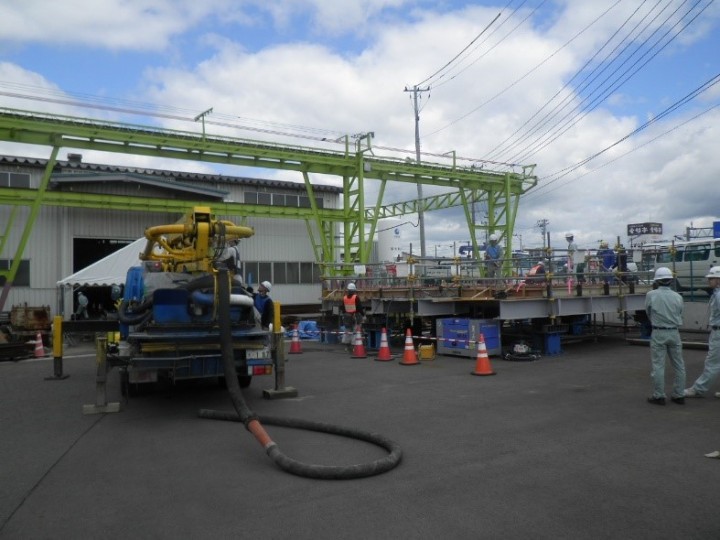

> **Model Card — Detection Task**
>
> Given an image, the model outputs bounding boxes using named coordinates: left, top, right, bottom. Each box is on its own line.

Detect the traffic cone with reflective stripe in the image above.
left=288, top=325, right=302, bottom=354
left=471, top=333, right=495, bottom=376
left=375, top=328, right=394, bottom=362
left=34, top=332, right=45, bottom=358
left=351, top=325, right=367, bottom=358
left=399, top=328, right=419, bottom=366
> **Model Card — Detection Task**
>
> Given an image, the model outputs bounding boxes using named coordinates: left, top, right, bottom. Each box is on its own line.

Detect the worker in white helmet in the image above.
left=645, top=267, right=685, bottom=405
left=340, top=282, right=364, bottom=350
left=684, top=266, right=720, bottom=398
left=565, top=233, right=577, bottom=278
left=253, top=280, right=274, bottom=330
left=484, top=233, right=503, bottom=281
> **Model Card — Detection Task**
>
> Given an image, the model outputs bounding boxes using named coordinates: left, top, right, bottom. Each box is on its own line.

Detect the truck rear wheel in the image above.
left=218, top=374, right=252, bottom=389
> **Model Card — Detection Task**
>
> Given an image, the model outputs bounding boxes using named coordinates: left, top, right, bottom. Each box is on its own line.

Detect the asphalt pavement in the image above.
left=1, top=330, right=719, bottom=539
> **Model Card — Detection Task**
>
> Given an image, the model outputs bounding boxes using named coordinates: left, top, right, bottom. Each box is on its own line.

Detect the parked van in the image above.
left=641, top=239, right=720, bottom=292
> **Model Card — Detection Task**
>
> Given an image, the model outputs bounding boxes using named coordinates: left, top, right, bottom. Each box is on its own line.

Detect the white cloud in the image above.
left=0, top=0, right=234, bottom=50
left=0, top=1, right=718, bottom=253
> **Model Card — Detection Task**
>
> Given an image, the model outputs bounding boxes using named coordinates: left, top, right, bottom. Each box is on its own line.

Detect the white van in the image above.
left=642, top=239, right=720, bottom=292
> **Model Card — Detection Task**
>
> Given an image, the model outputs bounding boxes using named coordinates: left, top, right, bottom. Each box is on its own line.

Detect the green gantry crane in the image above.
left=0, top=107, right=537, bottom=306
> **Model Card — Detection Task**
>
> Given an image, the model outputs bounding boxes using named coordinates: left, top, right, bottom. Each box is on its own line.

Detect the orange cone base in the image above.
left=375, top=352, right=394, bottom=361
left=351, top=326, right=367, bottom=358
left=399, top=358, right=419, bottom=366
left=471, top=368, right=496, bottom=376
left=399, top=329, right=419, bottom=365
left=34, top=332, right=45, bottom=358
left=288, top=327, right=302, bottom=354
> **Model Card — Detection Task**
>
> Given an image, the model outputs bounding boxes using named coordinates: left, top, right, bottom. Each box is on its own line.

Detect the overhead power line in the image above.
left=505, top=0, right=712, bottom=165
left=430, top=0, right=549, bottom=92
left=484, top=0, right=660, bottom=161
left=425, top=0, right=623, bottom=138
left=526, top=71, right=720, bottom=199
left=523, top=101, right=720, bottom=203
left=416, top=11, right=502, bottom=88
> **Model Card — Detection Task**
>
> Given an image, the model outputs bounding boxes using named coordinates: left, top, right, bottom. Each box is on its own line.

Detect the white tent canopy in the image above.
left=57, top=238, right=146, bottom=287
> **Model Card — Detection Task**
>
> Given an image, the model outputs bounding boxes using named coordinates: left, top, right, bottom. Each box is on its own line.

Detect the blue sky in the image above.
left=1, top=0, right=719, bottom=255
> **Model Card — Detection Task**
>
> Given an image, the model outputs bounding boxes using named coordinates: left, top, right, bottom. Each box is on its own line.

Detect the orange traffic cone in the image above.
left=375, top=328, right=394, bottom=362
left=399, top=328, right=419, bottom=366
left=471, top=333, right=496, bottom=376
left=288, top=325, right=302, bottom=354
left=351, top=325, right=367, bottom=358
left=34, top=332, right=45, bottom=358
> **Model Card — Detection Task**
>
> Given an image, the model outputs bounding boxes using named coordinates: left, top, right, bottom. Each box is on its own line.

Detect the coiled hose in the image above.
left=198, top=268, right=402, bottom=480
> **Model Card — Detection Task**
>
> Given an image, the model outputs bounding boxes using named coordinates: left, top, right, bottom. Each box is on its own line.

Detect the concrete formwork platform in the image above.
left=1, top=334, right=719, bottom=538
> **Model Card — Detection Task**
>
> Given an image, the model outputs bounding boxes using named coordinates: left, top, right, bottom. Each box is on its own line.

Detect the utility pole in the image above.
left=537, top=219, right=549, bottom=250
left=404, top=85, right=430, bottom=258
left=194, top=107, right=213, bottom=140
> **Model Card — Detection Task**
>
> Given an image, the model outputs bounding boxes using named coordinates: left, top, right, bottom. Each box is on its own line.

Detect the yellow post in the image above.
left=82, top=335, right=121, bottom=414
left=263, top=301, right=298, bottom=399
left=45, top=315, right=69, bottom=380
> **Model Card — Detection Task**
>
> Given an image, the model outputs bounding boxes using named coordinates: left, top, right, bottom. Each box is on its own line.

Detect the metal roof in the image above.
left=50, top=172, right=228, bottom=199
left=0, top=155, right=342, bottom=193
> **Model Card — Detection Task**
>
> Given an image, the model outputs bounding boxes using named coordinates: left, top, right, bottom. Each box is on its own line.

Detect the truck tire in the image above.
left=219, top=374, right=252, bottom=389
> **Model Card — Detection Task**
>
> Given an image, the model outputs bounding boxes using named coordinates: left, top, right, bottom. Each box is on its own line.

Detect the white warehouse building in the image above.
left=0, top=154, right=342, bottom=319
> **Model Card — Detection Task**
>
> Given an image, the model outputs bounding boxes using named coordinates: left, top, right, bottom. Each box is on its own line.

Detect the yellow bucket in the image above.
left=418, top=343, right=436, bottom=361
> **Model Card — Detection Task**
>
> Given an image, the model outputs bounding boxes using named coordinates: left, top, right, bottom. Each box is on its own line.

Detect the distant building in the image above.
left=0, top=154, right=341, bottom=317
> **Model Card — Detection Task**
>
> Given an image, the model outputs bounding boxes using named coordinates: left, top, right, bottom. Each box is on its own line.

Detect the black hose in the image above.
left=199, top=267, right=402, bottom=480
left=118, top=299, right=153, bottom=325
left=198, top=410, right=403, bottom=480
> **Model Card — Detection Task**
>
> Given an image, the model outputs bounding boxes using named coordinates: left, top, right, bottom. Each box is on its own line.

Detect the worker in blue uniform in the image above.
left=684, top=266, right=720, bottom=398
left=645, top=267, right=685, bottom=405
left=484, top=234, right=503, bottom=280
left=597, top=240, right=615, bottom=283
left=253, top=281, right=274, bottom=330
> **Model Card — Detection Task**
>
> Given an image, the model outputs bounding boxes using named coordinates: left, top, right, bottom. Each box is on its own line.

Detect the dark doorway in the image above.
left=73, top=238, right=131, bottom=272
left=71, top=239, right=130, bottom=319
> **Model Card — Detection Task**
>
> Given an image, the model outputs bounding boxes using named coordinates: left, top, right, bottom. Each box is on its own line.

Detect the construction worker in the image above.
left=526, top=261, right=546, bottom=283
left=609, top=244, right=628, bottom=283
left=565, top=233, right=577, bottom=277
left=684, top=266, right=720, bottom=398
left=340, top=282, right=364, bottom=350
left=75, top=290, right=89, bottom=320
left=484, top=234, right=503, bottom=280
left=253, top=281, right=274, bottom=330
left=645, top=267, right=685, bottom=405
left=597, top=240, right=615, bottom=283
left=221, top=238, right=241, bottom=274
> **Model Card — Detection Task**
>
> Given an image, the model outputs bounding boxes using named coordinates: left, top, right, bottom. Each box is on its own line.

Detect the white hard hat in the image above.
left=537, top=261, right=545, bottom=266
left=347, top=282, right=357, bottom=291
left=489, top=234, right=498, bottom=242
left=705, top=266, right=720, bottom=278
left=261, top=280, right=272, bottom=292
left=654, top=267, right=673, bottom=282
left=565, top=232, right=574, bottom=239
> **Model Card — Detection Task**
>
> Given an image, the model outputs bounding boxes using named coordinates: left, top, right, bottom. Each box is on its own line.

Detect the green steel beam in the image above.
left=0, top=108, right=536, bottom=190
left=0, top=187, right=345, bottom=220
left=0, top=147, right=59, bottom=309
left=0, top=108, right=537, bottom=286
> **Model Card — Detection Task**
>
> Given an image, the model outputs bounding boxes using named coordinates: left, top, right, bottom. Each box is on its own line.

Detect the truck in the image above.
left=115, top=207, right=273, bottom=393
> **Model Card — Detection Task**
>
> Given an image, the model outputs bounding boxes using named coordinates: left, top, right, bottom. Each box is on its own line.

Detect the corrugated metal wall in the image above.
left=1, top=161, right=338, bottom=317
